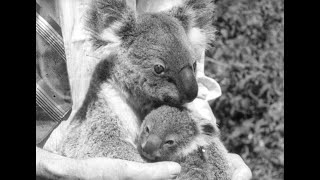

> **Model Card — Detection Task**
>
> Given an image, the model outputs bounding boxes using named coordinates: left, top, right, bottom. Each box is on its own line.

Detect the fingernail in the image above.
left=169, top=174, right=178, bottom=179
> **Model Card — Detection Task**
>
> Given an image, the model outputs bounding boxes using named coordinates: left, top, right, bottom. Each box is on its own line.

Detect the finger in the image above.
left=118, top=160, right=181, bottom=180
left=228, top=154, right=252, bottom=180
left=232, top=168, right=252, bottom=180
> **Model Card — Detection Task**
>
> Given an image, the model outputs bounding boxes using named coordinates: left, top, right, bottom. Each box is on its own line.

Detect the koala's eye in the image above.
left=165, top=140, right=175, bottom=145
left=145, top=126, right=149, bottom=133
left=154, top=64, right=165, bottom=75
left=193, top=61, right=197, bottom=72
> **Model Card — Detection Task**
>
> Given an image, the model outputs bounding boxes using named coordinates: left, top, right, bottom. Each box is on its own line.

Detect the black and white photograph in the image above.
left=36, top=0, right=284, bottom=179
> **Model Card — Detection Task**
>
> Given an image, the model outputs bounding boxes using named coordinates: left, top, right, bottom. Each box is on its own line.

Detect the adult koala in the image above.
left=43, top=0, right=219, bottom=162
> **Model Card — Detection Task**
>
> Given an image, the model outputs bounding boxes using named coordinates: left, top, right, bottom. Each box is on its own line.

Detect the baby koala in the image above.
left=138, top=105, right=232, bottom=180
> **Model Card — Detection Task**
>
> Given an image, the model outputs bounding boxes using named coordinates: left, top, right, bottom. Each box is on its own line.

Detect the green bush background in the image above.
left=205, top=0, right=284, bottom=179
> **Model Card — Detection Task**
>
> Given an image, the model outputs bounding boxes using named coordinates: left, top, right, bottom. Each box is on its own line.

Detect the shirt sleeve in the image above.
left=196, top=50, right=222, bottom=102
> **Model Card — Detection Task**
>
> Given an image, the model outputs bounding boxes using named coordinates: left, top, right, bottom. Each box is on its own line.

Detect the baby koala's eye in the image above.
left=164, top=135, right=178, bottom=147
left=154, top=64, right=165, bottom=75
left=165, top=140, right=175, bottom=145
left=145, top=126, right=149, bottom=133
left=192, top=61, right=197, bottom=72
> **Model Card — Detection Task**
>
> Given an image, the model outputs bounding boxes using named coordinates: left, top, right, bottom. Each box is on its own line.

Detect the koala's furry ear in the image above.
left=197, top=121, right=220, bottom=138
left=85, top=0, right=136, bottom=47
left=168, top=0, right=217, bottom=50
left=201, top=123, right=215, bottom=136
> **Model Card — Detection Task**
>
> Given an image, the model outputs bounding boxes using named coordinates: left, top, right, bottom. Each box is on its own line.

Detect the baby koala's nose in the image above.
left=142, top=134, right=162, bottom=155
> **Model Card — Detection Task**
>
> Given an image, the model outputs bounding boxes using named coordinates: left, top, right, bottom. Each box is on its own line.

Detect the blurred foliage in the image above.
left=205, top=0, right=284, bottom=179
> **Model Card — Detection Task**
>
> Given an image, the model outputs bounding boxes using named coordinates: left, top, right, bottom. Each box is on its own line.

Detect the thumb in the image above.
left=120, top=160, right=181, bottom=180
left=227, top=154, right=252, bottom=180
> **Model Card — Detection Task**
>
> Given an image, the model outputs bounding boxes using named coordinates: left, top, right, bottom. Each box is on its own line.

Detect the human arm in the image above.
left=36, top=146, right=181, bottom=180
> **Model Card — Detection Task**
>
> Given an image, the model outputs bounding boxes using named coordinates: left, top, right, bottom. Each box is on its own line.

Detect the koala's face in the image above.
left=121, top=14, right=199, bottom=106
left=88, top=0, right=216, bottom=106
left=138, top=106, right=198, bottom=161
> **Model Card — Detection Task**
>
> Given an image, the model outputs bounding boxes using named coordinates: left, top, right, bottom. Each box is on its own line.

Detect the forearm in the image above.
left=36, top=146, right=81, bottom=180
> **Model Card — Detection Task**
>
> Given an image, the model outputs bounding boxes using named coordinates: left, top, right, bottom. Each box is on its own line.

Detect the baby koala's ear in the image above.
left=201, top=123, right=216, bottom=136
left=85, top=0, right=136, bottom=46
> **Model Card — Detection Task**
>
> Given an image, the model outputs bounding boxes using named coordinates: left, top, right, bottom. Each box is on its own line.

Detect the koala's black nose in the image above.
left=142, top=134, right=162, bottom=155
left=179, top=66, right=198, bottom=103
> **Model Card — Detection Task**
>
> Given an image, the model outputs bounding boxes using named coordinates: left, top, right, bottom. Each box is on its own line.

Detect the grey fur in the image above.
left=57, top=0, right=218, bottom=166
left=60, top=92, right=143, bottom=161
left=59, top=57, right=143, bottom=161
left=139, top=106, right=232, bottom=180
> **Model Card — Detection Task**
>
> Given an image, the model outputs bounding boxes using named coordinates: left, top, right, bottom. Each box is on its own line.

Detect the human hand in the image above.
left=76, top=157, right=181, bottom=180
left=227, top=153, right=252, bottom=180
left=37, top=147, right=181, bottom=180
left=78, top=154, right=251, bottom=180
